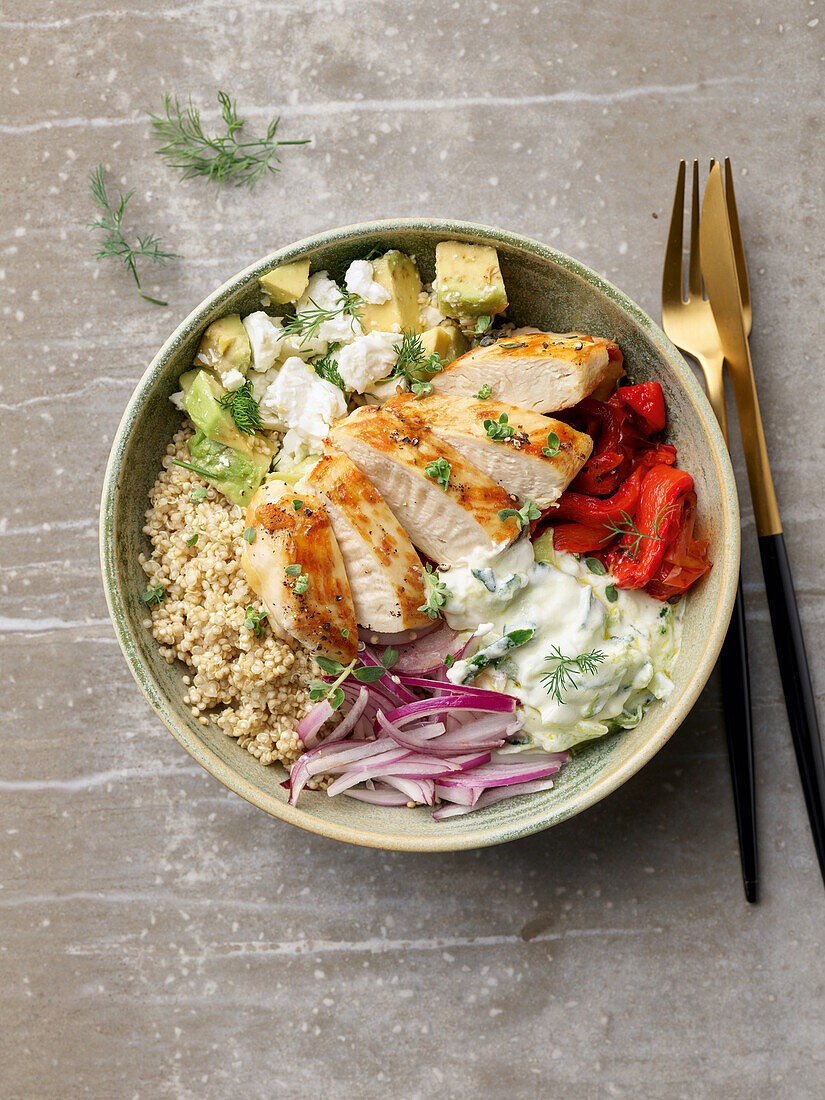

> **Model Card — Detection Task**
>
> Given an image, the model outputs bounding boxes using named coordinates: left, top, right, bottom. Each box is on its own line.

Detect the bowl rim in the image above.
left=100, top=217, right=740, bottom=851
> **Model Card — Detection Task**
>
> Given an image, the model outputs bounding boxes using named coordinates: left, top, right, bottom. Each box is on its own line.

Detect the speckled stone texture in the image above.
left=2, top=2, right=824, bottom=1097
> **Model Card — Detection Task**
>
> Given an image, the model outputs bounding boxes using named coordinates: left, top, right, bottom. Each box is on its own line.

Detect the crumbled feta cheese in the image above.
left=345, top=259, right=390, bottom=305
left=296, top=271, right=362, bottom=345
left=335, top=331, right=399, bottom=392
left=169, top=390, right=186, bottom=411
left=220, top=367, right=246, bottom=391
left=262, top=356, right=347, bottom=450
left=242, top=311, right=283, bottom=372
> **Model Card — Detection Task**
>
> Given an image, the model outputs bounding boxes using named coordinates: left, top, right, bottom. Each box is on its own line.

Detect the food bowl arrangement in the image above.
left=100, top=219, right=739, bottom=850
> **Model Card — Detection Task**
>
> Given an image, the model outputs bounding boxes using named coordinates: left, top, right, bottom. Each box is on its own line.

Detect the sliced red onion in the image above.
left=432, top=783, right=481, bottom=808
left=397, top=676, right=518, bottom=705
left=296, top=699, right=334, bottom=748
left=435, top=760, right=564, bottom=791
left=376, top=710, right=518, bottom=756
left=287, top=738, right=375, bottom=805
left=326, top=755, right=460, bottom=797
left=323, top=687, right=370, bottom=745
left=384, top=694, right=516, bottom=727
left=432, top=777, right=557, bottom=820
left=391, top=624, right=460, bottom=673
left=358, top=648, right=418, bottom=704
left=342, top=785, right=411, bottom=806
left=381, top=776, right=436, bottom=806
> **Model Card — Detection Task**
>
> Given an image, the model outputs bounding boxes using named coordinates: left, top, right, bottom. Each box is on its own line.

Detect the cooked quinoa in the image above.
left=140, top=426, right=315, bottom=767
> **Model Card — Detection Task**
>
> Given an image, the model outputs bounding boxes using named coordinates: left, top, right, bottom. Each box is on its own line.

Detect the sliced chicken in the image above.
left=429, top=331, right=624, bottom=413
left=242, top=479, right=357, bottom=665
left=386, top=393, right=593, bottom=508
left=329, top=405, right=520, bottom=566
left=299, top=448, right=432, bottom=635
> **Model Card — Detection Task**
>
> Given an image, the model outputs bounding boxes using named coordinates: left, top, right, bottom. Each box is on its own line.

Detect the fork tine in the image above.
left=724, top=156, right=752, bottom=324
left=688, top=159, right=702, bottom=298
left=662, top=159, right=686, bottom=305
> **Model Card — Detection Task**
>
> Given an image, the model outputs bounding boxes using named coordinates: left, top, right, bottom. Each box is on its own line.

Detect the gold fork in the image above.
left=662, top=159, right=757, bottom=903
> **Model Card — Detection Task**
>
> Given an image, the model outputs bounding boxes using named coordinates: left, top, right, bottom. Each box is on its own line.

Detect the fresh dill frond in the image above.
left=418, top=563, right=451, bottom=620
left=217, top=380, right=263, bottom=434
left=148, top=90, right=310, bottom=192
left=312, top=343, right=347, bottom=391
left=601, top=504, right=679, bottom=560
left=88, top=165, right=178, bottom=305
left=541, top=646, right=606, bottom=704
left=392, top=329, right=444, bottom=382
left=280, top=291, right=365, bottom=346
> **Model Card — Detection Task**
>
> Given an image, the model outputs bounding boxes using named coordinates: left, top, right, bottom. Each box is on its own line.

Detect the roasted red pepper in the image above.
left=606, top=464, right=694, bottom=589
left=550, top=523, right=613, bottom=555
left=563, top=383, right=670, bottom=497
left=645, top=492, right=712, bottom=600
left=552, top=464, right=647, bottom=526
left=609, top=381, right=667, bottom=434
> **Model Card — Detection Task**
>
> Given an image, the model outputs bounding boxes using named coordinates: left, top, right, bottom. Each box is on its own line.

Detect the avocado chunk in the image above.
left=435, top=241, right=508, bottom=319
left=360, top=251, right=423, bottom=335
left=196, top=315, right=251, bottom=379
left=259, top=259, right=311, bottom=305
left=179, top=430, right=270, bottom=509
left=419, top=324, right=469, bottom=366
left=179, top=368, right=271, bottom=464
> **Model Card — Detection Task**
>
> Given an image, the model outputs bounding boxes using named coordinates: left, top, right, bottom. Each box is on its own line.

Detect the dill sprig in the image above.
left=601, top=504, right=678, bottom=560
left=88, top=165, right=178, bottom=306
left=280, top=291, right=365, bottom=346
left=312, top=343, right=347, bottom=391
left=392, top=329, right=444, bottom=382
left=217, top=380, right=263, bottom=434
left=148, top=91, right=310, bottom=192
left=541, top=646, right=606, bottom=704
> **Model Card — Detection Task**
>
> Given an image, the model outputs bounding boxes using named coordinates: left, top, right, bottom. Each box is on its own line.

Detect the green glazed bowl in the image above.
left=100, top=219, right=739, bottom=851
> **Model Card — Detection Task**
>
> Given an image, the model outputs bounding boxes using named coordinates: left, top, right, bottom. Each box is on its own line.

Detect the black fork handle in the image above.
left=719, top=573, right=757, bottom=902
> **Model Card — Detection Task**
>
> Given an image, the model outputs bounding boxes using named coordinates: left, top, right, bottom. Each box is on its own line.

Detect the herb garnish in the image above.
left=498, top=498, right=540, bottom=530
left=542, top=431, right=561, bottom=457
left=217, top=380, right=263, bottom=434
left=411, top=379, right=433, bottom=399
left=455, top=628, right=535, bottom=684
left=185, top=528, right=199, bottom=547
left=280, top=291, right=365, bottom=346
left=285, top=563, right=309, bottom=594
left=474, top=383, right=493, bottom=400
left=190, top=485, right=208, bottom=503
left=483, top=413, right=515, bottom=442
left=309, top=648, right=399, bottom=710
left=605, top=584, right=618, bottom=603
left=292, top=499, right=303, bottom=510
left=418, top=563, right=451, bottom=620
left=141, top=583, right=167, bottom=607
left=541, top=646, right=606, bottom=704
left=88, top=165, right=178, bottom=306
left=312, top=343, right=346, bottom=391
left=392, top=329, right=444, bottom=382
left=284, top=564, right=302, bottom=575
left=244, top=606, right=268, bottom=637
left=149, top=91, right=310, bottom=192
left=424, top=458, right=451, bottom=491
left=473, top=315, right=493, bottom=344
left=585, top=556, right=606, bottom=575
left=601, top=505, right=678, bottom=561
left=243, top=526, right=256, bottom=544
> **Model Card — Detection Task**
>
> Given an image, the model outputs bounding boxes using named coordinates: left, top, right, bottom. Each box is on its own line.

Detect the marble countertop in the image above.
left=3, top=1, right=824, bottom=1096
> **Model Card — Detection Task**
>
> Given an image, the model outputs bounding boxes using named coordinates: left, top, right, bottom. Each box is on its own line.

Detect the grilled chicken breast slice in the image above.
left=387, top=393, right=593, bottom=508
left=299, top=448, right=431, bottom=635
left=329, top=405, right=520, bottom=566
left=429, top=331, right=624, bottom=413
left=242, top=479, right=357, bottom=665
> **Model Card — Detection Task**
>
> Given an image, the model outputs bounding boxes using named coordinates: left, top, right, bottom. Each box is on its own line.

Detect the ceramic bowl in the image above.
left=100, top=219, right=739, bottom=851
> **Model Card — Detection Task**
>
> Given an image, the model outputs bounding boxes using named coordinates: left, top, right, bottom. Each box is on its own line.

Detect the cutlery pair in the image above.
left=663, top=159, right=825, bottom=902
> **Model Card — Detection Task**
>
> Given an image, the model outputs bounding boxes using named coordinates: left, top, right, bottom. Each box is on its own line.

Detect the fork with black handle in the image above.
left=662, top=160, right=757, bottom=903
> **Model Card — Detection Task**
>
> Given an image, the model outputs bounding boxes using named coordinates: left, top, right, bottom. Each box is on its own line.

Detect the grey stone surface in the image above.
left=2, top=1, right=824, bottom=1097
